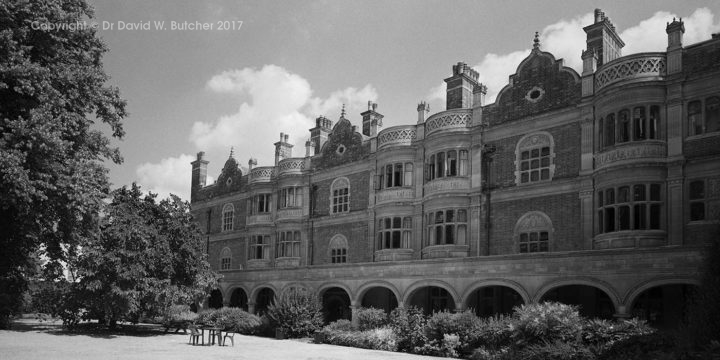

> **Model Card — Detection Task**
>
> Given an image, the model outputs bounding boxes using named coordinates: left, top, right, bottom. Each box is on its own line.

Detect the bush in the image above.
left=355, top=307, right=387, bottom=331
left=193, top=307, right=261, bottom=334
left=597, top=332, right=677, bottom=360
left=320, top=327, right=397, bottom=351
left=323, top=319, right=355, bottom=332
left=470, top=347, right=511, bottom=360
left=517, top=340, right=595, bottom=360
left=472, top=315, right=514, bottom=350
left=266, top=288, right=323, bottom=338
left=582, top=318, right=654, bottom=355
left=388, top=306, right=427, bottom=353
left=511, top=302, right=584, bottom=346
left=423, top=310, right=482, bottom=356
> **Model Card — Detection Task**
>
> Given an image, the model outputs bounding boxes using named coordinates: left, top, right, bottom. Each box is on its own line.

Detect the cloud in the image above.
left=622, top=8, right=720, bottom=54
left=193, top=65, right=377, bottom=165
left=136, top=154, right=212, bottom=200
left=428, top=8, right=720, bottom=104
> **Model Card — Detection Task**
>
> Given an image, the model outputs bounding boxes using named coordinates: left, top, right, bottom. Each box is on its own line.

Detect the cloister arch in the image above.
left=536, top=279, right=619, bottom=319
left=404, top=280, right=459, bottom=314
left=229, top=286, right=249, bottom=311
left=625, top=277, right=700, bottom=329
left=355, top=281, right=401, bottom=314
left=463, top=280, right=528, bottom=317
left=320, top=286, right=352, bottom=323
left=208, top=289, right=224, bottom=309
left=251, top=285, right=277, bottom=315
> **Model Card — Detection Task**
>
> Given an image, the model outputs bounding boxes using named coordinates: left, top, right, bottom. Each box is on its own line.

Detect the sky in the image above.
left=87, top=0, right=720, bottom=200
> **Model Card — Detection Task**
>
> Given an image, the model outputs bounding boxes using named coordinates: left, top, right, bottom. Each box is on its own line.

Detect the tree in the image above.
left=70, top=184, right=219, bottom=328
left=0, top=0, right=126, bottom=327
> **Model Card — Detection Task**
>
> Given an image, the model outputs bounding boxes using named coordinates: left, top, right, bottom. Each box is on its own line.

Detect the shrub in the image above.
left=323, top=319, right=355, bottom=332
left=470, top=346, right=511, bottom=360
left=511, top=302, right=584, bottom=346
left=388, top=306, right=427, bottom=353
left=472, top=315, right=514, bottom=350
left=194, top=307, right=261, bottom=334
left=320, top=327, right=398, bottom=351
left=424, top=310, right=482, bottom=356
left=517, top=340, right=595, bottom=360
left=266, top=288, right=323, bottom=338
left=597, top=332, right=677, bottom=360
left=582, top=318, right=654, bottom=355
left=355, top=307, right=387, bottom=330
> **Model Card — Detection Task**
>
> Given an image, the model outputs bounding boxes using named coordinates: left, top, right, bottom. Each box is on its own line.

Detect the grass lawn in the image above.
left=0, top=317, right=448, bottom=360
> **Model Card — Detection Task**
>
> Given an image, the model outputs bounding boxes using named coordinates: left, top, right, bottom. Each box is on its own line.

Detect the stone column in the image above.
left=248, top=301, right=256, bottom=315
left=350, top=303, right=360, bottom=327
left=579, top=188, right=595, bottom=250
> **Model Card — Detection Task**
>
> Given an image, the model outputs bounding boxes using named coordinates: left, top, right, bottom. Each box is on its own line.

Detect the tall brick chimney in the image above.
left=361, top=101, right=384, bottom=136
left=583, top=9, right=625, bottom=67
left=309, top=116, right=333, bottom=154
left=444, top=62, right=479, bottom=110
left=274, top=132, right=293, bottom=165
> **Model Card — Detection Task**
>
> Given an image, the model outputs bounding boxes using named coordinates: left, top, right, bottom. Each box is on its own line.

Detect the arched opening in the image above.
left=540, top=285, right=614, bottom=319
left=408, top=286, right=455, bottom=315
left=631, top=284, right=698, bottom=330
left=467, top=286, right=524, bottom=317
left=255, top=288, right=275, bottom=315
left=229, top=288, right=248, bottom=311
left=361, top=287, right=399, bottom=314
left=208, top=289, right=224, bottom=309
left=321, top=287, right=351, bottom=324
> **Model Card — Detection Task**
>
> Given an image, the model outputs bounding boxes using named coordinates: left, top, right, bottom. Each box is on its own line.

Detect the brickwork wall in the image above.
left=312, top=220, right=370, bottom=265
left=684, top=135, right=720, bottom=159
left=486, top=123, right=581, bottom=189
left=484, top=52, right=580, bottom=125
left=209, top=237, right=247, bottom=271
left=684, top=40, right=720, bottom=78
left=489, top=193, right=582, bottom=255
left=312, top=170, right=370, bottom=217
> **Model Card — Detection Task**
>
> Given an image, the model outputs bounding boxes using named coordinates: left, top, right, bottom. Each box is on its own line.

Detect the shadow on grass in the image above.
left=9, top=318, right=177, bottom=339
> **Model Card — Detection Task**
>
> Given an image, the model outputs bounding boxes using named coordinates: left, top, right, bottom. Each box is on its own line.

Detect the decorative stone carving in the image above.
left=516, top=212, right=551, bottom=232
left=595, top=54, right=666, bottom=91
left=424, top=177, right=470, bottom=195
left=594, top=142, right=666, bottom=169
left=425, top=110, right=471, bottom=135
left=376, top=188, right=415, bottom=203
left=247, top=214, right=273, bottom=225
left=277, top=158, right=305, bottom=175
left=377, top=126, right=416, bottom=149
left=249, top=166, right=275, bottom=182
left=276, top=208, right=303, bottom=220
left=518, top=133, right=551, bottom=149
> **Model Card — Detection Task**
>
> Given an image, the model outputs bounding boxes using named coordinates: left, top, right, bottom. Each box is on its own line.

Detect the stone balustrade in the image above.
left=595, top=53, right=666, bottom=92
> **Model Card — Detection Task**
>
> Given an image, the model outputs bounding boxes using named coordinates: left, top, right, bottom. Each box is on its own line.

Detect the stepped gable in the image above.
left=485, top=42, right=581, bottom=126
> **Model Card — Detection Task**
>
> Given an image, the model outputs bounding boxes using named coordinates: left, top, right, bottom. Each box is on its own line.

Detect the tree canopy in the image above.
left=70, top=184, right=219, bottom=328
left=0, top=0, right=125, bottom=327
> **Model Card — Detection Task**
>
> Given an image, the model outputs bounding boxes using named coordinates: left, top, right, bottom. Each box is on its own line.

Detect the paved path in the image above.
left=0, top=319, right=449, bottom=360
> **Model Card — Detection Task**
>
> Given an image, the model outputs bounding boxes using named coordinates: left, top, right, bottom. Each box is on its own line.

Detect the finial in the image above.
left=229, top=147, right=234, bottom=158
left=533, top=32, right=540, bottom=49
left=341, top=104, right=346, bottom=118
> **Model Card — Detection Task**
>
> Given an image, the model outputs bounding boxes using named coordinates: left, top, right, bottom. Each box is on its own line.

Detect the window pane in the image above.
left=540, top=169, right=549, bottom=180
left=634, top=204, right=647, bottom=230
left=633, top=106, right=646, bottom=140
left=445, top=225, right=454, bottom=244
left=706, top=96, right=720, bottom=133
left=605, top=114, right=615, bottom=146
left=446, top=210, right=454, bottom=223
left=689, top=181, right=705, bottom=200
left=530, top=171, right=539, bottom=181
left=650, top=204, right=661, bottom=229
left=689, top=100, right=703, bottom=135
left=690, top=202, right=705, bottom=221
left=598, top=191, right=604, bottom=207
left=605, top=207, right=615, bottom=231
left=606, top=188, right=615, bottom=204
left=633, top=184, right=646, bottom=201
left=457, top=209, right=467, bottom=222
left=457, top=225, right=466, bottom=245
left=394, top=163, right=403, bottom=186
left=598, top=211, right=604, bottom=234
left=649, top=106, right=660, bottom=139
left=521, top=161, right=529, bottom=171
left=541, top=157, right=550, bottom=167
left=618, top=186, right=629, bottom=203
left=650, top=184, right=661, bottom=201
left=520, top=243, right=528, bottom=253
left=619, top=206, right=630, bottom=230
left=521, top=151, right=529, bottom=160
left=520, top=233, right=528, bottom=243
left=530, top=159, right=539, bottom=169
left=531, top=149, right=539, bottom=158
left=541, top=147, right=550, bottom=156
left=521, top=173, right=529, bottom=183
left=393, top=217, right=401, bottom=228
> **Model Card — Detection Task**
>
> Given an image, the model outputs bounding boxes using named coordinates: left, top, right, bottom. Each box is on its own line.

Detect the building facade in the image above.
left=190, top=10, right=720, bottom=328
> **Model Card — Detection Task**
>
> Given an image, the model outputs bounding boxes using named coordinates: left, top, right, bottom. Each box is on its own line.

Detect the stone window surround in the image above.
left=220, top=247, right=232, bottom=270
left=514, top=211, right=554, bottom=254
left=687, top=96, right=720, bottom=137
left=328, top=234, right=348, bottom=264
left=514, top=132, right=556, bottom=185
left=330, top=177, right=350, bottom=214
left=221, top=203, right=234, bottom=232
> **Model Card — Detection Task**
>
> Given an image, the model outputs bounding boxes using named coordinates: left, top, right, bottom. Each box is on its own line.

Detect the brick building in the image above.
left=190, top=10, right=720, bottom=328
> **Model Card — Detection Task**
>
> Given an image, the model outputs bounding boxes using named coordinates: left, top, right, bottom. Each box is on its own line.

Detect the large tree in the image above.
left=71, top=184, right=219, bottom=328
left=0, top=0, right=125, bottom=327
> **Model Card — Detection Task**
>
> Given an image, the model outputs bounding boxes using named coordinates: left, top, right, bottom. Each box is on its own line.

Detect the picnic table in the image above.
left=200, top=326, right=223, bottom=345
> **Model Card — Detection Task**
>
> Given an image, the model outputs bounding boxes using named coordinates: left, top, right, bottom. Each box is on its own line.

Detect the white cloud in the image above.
left=136, top=154, right=196, bottom=200
left=193, top=65, right=377, bottom=166
left=428, top=8, right=719, bottom=105
left=622, top=8, right=720, bottom=54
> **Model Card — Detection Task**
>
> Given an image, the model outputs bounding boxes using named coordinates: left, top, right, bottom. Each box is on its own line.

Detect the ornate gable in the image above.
left=215, top=154, right=243, bottom=194
left=486, top=40, right=581, bottom=125
left=316, top=116, right=368, bottom=170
